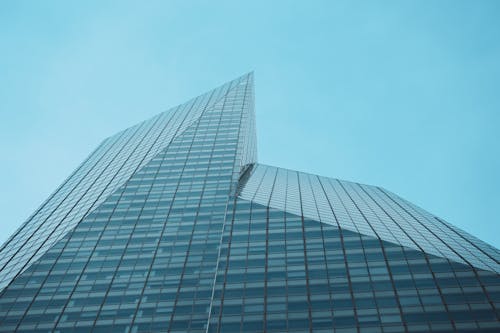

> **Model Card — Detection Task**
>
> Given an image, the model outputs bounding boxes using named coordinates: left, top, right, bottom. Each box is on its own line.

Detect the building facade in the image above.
left=0, top=73, right=498, bottom=332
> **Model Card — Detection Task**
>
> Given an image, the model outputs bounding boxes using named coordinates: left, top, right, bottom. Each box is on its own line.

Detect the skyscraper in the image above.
left=0, top=73, right=498, bottom=332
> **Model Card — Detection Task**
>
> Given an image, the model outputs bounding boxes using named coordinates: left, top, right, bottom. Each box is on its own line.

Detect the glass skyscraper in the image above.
left=0, top=73, right=498, bottom=332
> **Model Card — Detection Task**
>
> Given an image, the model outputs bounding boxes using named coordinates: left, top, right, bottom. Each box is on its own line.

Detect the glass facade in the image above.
left=0, top=73, right=498, bottom=332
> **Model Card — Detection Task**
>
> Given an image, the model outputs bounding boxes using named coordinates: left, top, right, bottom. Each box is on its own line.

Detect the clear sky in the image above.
left=1, top=1, right=499, bottom=248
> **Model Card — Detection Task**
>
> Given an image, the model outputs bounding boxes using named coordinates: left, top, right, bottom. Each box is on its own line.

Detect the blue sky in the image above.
left=0, top=1, right=499, bottom=248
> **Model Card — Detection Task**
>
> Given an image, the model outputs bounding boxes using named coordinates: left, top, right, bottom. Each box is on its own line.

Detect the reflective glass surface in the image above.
left=0, top=73, right=498, bottom=332
left=239, top=164, right=500, bottom=274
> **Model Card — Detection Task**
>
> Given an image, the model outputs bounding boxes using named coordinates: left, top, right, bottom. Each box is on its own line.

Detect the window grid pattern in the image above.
left=210, top=199, right=499, bottom=333
left=0, top=74, right=247, bottom=292
left=0, top=73, right=255, bottom=332
left=239, top=164, right=500, bottom=274
left=381, top=189, right=500, bottom=269
left=0, top=73, right=498, bottom=333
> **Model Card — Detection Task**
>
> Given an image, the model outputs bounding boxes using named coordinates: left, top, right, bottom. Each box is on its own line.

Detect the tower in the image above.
left=0, top=73, right=498, bottom=332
